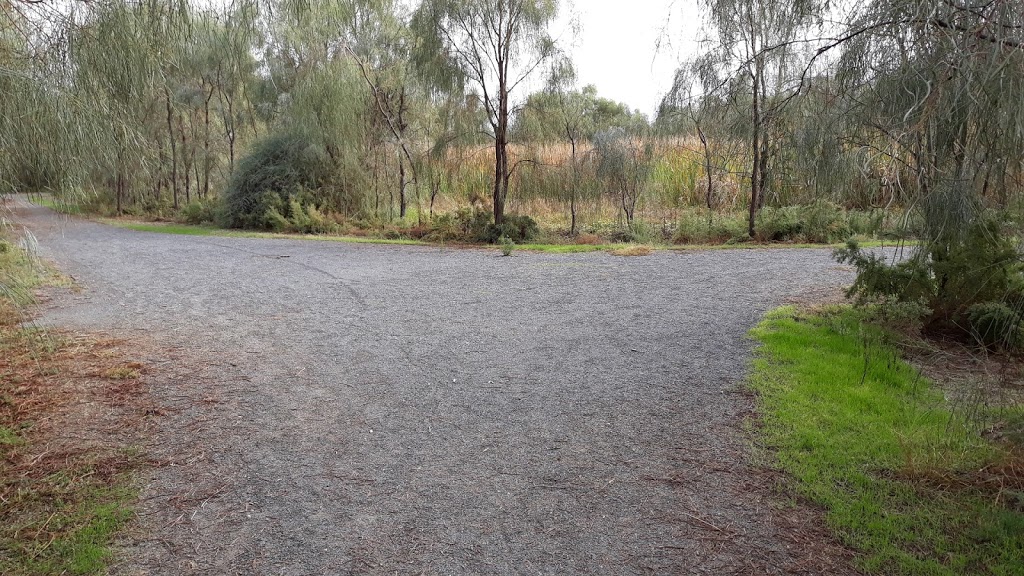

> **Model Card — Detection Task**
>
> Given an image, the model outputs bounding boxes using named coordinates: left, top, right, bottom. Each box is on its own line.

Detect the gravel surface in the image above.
left=7, top=196, right=862, bottom=575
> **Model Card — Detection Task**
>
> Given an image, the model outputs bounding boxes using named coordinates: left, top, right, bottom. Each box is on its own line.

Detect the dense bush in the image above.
left=482, top=214, right=539, bottom=243
left=674, top=211, right=747, bottom=244
left=967, top=302, right=1023, bottom=350
left=427, top=209, right=538, bottom=243
left=219, top=133, right=330, bottom=229
left=836, top=215, right=1024, bottom=347
left=756, top=201, right=853, bottom=243
left=180, top=199, right=219, bottom=225
left=426, top=207, right=492, bottom=242
left=264, top=198, right=337, bottom=234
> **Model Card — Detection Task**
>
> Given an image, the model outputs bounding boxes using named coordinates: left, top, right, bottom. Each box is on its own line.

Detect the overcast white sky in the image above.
left=555, top=1, right=702, bottom=118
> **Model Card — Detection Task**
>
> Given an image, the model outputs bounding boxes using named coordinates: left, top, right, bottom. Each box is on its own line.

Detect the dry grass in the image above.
left=1, top=327, right=155, bottom=575
left=609, top=245, right=654, bottom=257
left=103, top=362, right=145, bottom=380
left=0, top=216, right=154, bottom=575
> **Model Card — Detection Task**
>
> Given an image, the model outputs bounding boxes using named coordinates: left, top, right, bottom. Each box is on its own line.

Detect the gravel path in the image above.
left=7, top=196, right=859, bottom=575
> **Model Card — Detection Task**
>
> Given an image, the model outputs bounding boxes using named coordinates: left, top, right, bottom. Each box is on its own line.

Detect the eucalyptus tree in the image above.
left=413, top=0, right=559, bottom=225
left=210, top=0, right=261, bottom=177
left=545, top=61, right=588, bottom=234
left=514, top=60, right=601, bottom=233
left=682, top=0, right=826, bottom=236
left=347, top=0, right=425, bottom=219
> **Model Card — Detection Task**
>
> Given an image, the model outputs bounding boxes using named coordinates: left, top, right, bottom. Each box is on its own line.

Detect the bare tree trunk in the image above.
left=373, top=149, right=381, bottom=219
left=218, top=83, right=238, bottom=175
left=430, top=178, right=440, bottom=218
left=165, top=90, right=179, bottom=210
left=493, top=80, right=510, bottom=225
left=203, top=83, right=214, bottom=199
left=568, top=133, right=578, bottom=235
left=180, top=114, right=191, bottom=205
left=115, top=172, right=123, bottom=215
left=155, top=137, right=166, bottom=203
left=748, top=63, right=762, bottom=238
left=697, top=125, right=714, bottom=210
left=399, top=156, right=407, bottom=219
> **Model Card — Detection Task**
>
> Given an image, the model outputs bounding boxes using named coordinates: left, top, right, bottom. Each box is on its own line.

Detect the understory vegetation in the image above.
left=750, top=306, right=1024, bottom=575
left=9, top=0, right=1017, bottom=248
left=0, top=220, right=146, bottom=575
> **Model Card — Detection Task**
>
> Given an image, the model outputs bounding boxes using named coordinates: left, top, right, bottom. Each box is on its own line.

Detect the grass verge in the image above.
left=1, top=225, right=146, bottom=575
left=102, top=219, right=906, bottom=254
left=749, top=306, right=1024, bottom=575
left=106, top=220, right=428, bottom=245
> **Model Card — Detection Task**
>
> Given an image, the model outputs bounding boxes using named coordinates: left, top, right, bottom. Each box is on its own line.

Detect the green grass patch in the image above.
left=106, top=219, right=909, bottom=255
left=28, top=195, right=83, bottom=216
left=105, top=220, right=428, bottom=245
left=517, top=243, right=611, bottom=253
left=0, top=236, right=47, bottom=319
left=113, top=221, right=219, bottom=236
left=0, top=465, right=137, bottom=576
left=0, top=426, right=24, bottom=446
left=749, top=306, right=1024, bottom=575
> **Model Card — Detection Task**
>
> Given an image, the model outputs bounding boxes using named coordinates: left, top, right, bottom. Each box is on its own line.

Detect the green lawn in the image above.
left=749, top=307, right=1024, bottom=575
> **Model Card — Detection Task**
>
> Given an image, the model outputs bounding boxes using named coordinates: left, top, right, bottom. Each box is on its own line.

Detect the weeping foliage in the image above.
left=826, top=0, right=1024, bottom=342
left=0, top=0, right=107, bottom=197
left=833, top=0, right=1024, bottom=238
left=2, top=0, right=261, bottom=212
left=222, top=56, right=371, bottom=229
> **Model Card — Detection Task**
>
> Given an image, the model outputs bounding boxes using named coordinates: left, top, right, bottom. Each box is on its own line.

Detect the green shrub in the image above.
left=929, top=218, right=1021, bottom=320
left=756, top=201, right=852, bottom=243
left=263, top=204, right=291, bottom=232
left=847, top=210, right=886, bottom=237
left=179, top=199, right=218, bottom=225
left=801, top=201, right=852, bottom=243
left=263, top=197, right=336, bottom=234
left=835, top=239, right=935, bottom=305
left=382, top=228, right=408, bottom=240
left=674, top=211, right=747, bottom=244
left=836, top=214, right=1024, bottom=342
left=967, top=302, right=1023, bottom=350
left=220, top=133, right=329, bottom=229
left=425, top=209, right=537, bottom=243
left=499, top=235, right=515, bottom=256
left=606, top=228, right=636, bottom=243
left=482, top=214, right=539, bottom=243
left=426, top=207, right=492, bottom=242
left=756, top=206, right=804, bottom=241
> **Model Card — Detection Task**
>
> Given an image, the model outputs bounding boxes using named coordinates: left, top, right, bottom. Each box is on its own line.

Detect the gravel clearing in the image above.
left=7, top=196, right=862, bottom=575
